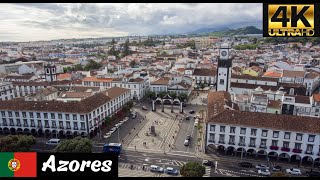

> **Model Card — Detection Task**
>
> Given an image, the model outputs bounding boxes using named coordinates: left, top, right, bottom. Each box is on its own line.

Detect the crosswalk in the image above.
left=203, top=167, right=211, bottom=177
left=217, top=169, right=264, bottom=177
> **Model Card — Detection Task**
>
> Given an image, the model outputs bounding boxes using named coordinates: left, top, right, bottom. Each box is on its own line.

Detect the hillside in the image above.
left=207, top=26, right=262, bottom=37
left=186, top=27, right=230, bottom=35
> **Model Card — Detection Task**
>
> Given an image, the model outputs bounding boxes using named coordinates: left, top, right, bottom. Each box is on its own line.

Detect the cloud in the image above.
left=0, top=3, right=262, bottom=42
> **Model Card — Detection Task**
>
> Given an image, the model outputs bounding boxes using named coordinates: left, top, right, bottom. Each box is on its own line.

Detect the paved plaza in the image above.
left=123, top=108, right=183, bottom=153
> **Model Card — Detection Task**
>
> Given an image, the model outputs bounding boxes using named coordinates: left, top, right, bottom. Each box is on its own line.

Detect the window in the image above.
left=249, top=138, right=256, bottom=147
left=1, top=111, right=5, bottom=116
left=58, top=114, right=62, bottom=119
left=316, top=109, right=319, bottom=113
left=219, top=79, right=224, bottom=85
left=240, top=128, right=246, bottom=135
left=209, top=133, right=215, bottom=142
left=251, top=129, right=257, bottom=136
left=296, top=134, right=303, bottom=141
left=220, top=126, right=225, bottom=133
left=229, top=135, right=235, bottom=144
left=80, top=115, right=84, bottom=121
left=44, top=120, right=49, bottom=128
left=260, top=139, right=267, bottom=147
left=59, top=121, right=64, bottom=129
left=51, top=121, right=56, bottom=128
left=262, top=130, right=268, bottom=137
left=219, top=134, right=225, bottom=143
left=66, top=114, right=70, bottom=120
left=8, top=111, right=12, bottom=117
left=23, top=119, right=28, bottom=127
left=15, top=112, right=19, bottom=117
left=210, top=125, right=215, bottom=131
left=16, top=119, right=21, bottom=126
left=30, top=120, right=35, bottom=127
left=37, top=113, right=41, bottom=118
left=271, top=140, right=278, bottom=147
left=284, top=132, right=291, bottom=139
left=44, top=113, right=48, bottom=119
left=22, top=112, right=26, bottom=118
left=230, top=127, right=236, bottom=133
left=9, top=119, right=14, bottom=126
left=283, top=141, right=289, bottom=148
left=306, top=144, right=313, bottom=153
left=74, top=122, right=78, bottom=130
left=51, top=113, right=55, bottom=119
left=37, top=120, right=42, bottom=128
left=73, top=115, right=77, bottom=120
left=66, top=122, right=71, bottom=129
left=294, top=143, right=301, bottom=149
left=81, top=122, right=85, bottom=130
left=2, top=118, right=7, bottom=126
left=273, top=131, right=279, bottom=138
left=29, top=112, right=34, bottom=118
left=239, top=136, right=245, bottom=145
left=308, top=135, right=315, bottom=142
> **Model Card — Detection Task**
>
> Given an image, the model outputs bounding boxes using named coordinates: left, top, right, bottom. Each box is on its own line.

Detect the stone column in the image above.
left=171, top=103, right=174, bottom=113
left=162, top=102, right=164, bottom=112
left=277, top=156, right=280, bottom=162
left=180, top=102, right=183, bottom=113
left=152, top=100, right=156, bottom=111
left=224, top=149, right=227, bottom=155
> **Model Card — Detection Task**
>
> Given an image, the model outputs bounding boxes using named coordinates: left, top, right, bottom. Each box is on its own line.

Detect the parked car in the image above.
left=110, top=127, right=117, bottom=133
left=256, top=164, right=269, bottom=170
left=114, top=123, right=121, bottom=128
left=184, top=139, right=190, bottom=146
left=272, top=165, right=282, bottom=172
left=164, top=167, right=179, bottom=175
left=142, top=106, right=147, bottom=110
left=286, top=168, right=301, bottom=175
left=103, top=134, right=111, bottom=139
left=185, top=116, right=190, bottom=120
left=306, top=170, right=320, bottom=177
left=238, top=162, right=253, bottom=168
left=202, top=160, right=214, bottom=167
left=150, top=165, right=164, bottom=173
left=189, top=110, right=195, bottom=114
left=46, top=139, right=61, bottom=146
left=258, top=169, right=271, bottom=176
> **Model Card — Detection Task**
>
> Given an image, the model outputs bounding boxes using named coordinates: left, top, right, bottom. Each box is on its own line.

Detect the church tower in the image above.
left=44, top=64, right=57, bottom=82
left=216, top=43, right=232, bottom=92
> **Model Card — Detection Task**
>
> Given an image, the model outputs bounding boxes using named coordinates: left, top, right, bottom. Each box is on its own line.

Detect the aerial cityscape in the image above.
left=0, top=3, right=320, bottom=178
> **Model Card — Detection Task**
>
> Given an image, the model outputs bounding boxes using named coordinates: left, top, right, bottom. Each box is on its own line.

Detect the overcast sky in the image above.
left=0, top=3, right=262, bottom=42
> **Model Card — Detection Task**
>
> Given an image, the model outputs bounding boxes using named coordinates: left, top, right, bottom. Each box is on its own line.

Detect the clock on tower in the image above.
left=216, top=43, right=232, bottom=92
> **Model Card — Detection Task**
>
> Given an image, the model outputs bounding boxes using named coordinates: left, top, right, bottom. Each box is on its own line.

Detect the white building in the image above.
left=0, top=87, right=131, bottom=138
left=0, top=61, right=45, bottom=74
left=206, top=91, right=320, bottom=167
left=0, top=81, right=15, bottom=100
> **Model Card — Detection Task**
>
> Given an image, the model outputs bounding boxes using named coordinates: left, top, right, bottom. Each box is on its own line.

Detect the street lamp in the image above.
left=95, top=118, right=101, bottom=140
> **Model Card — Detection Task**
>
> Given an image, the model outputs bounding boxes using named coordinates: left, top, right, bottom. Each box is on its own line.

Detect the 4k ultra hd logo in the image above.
left=263, top=4, right=320, bottom=37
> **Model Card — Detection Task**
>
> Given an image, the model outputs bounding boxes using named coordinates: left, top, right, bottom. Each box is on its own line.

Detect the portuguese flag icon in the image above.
left=0, top=152, right=37, bottom=177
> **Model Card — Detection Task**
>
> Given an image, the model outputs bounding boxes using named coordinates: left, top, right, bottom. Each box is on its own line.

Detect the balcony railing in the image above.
left=305, top=151, right=313, bottom=155
left=292, top=149, right=302, bottom=153
left=270, top=146, right=279, bottom=150
left=281, top=147, right=290, bottom=152
left=238, top=142, right=246, bottom=146
left=228, top=142, right=235, bottom=145
left=249, top=144, right=256, bottom=147
left=218, top=140, right=225, bottom=144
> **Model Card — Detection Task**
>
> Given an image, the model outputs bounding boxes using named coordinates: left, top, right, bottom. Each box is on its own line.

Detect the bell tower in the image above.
left=44, top=64, right=57, bottom=82
left=216, top=43, right=232, bottom=92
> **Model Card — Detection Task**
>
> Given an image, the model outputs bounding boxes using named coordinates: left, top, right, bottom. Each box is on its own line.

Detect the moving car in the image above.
left=272, top=165, right=282, bottom=172
left=256, top=164, right=269, bottom=170
left=46, top=139, right=61, bottom=146
left=150, top=165, right=164, bottom=173
left=184, top=139, right=190, bottom=146
left=258, top=169, right=271, bottom=176
left=238, top=162, right=253, bottom=168
left=185, top=116, right=190, bottom=120
left=306, top=170, right=320, bottom=177
left=202, top=160, right=214, bottom=167
left=286, top=168, right=301, bottom=175
left=164, top=167, right=179, bottom=175
left=142, top=106, right=147, bottom=110
left=189, top=110, right=195, bottom=114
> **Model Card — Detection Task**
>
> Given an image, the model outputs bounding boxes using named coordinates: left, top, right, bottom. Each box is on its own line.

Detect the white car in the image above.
left=114, top=123, right=121, bottom=128
left=258, top=169, right=271, bottom=176
left=109, top=127, right=117, bottom=133
left=255, top=164, right=269, bottom=169
left=286, top=168, right=301, bottom=175
left=103, top=134, right=111, bottom=139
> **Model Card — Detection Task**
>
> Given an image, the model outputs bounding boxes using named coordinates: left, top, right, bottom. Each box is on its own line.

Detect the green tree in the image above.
left=54, top=137, right=92, bottom=153
left=108, top=38, right=120, bottom=58
left=122, top=38, right=132, bottom=57
left=252, top=37, right=258, bottom=44
left=158, top=91, right=166, bottom=98
left=74, top=64, right=83, bottom=71
left=178, top=93, right=188, bottom=102
left=271, top=172, right=289, bottom=177
left=84, top=60, right=102, bottom=71
left=0, top=135, right=36, bottom=152
left=146, top=91, right=156, bottom=99
left=169, top=91, right=177, bottom=99
left=180, top=162, right=206, bottom=177
left=130, top=60, right=136, bottom=68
